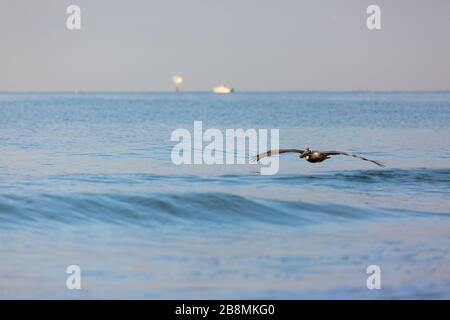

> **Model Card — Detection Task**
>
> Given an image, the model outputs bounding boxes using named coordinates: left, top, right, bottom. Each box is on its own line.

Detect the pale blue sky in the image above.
left=1, top=0, right=449, bottom=91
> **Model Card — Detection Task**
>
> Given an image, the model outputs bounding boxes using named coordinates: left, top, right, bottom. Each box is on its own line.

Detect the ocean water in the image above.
left=0, top=92, right=449, bottom=299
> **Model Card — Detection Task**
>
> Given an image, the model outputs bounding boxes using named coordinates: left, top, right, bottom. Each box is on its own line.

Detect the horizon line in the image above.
left=1, top=89, right=450, bottom=94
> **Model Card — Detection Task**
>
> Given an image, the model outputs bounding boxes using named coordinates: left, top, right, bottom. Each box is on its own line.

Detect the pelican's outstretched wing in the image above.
left=321, top=151, right=385, bottom=167
left=250, top=149, right=304, bottom=162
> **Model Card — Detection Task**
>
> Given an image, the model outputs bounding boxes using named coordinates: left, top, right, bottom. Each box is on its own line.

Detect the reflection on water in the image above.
left=0, top=92, right=449, bottom=298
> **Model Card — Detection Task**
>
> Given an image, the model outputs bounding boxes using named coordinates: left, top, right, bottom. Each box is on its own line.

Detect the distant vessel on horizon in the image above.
left=172, top=75, right=183, bottom=92
left=212, top=85, right=234, bottom=94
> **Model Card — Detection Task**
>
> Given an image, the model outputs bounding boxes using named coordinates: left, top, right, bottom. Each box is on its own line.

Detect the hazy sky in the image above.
left=1, top=0, right=450, bottom=91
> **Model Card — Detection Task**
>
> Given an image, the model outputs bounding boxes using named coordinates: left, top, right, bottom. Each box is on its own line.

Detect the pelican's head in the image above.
left=300, top=148, right=312, bottom=158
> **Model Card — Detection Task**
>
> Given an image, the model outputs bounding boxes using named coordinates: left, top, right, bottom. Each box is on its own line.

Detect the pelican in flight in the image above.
left=251, top=148, right=385, bottom=167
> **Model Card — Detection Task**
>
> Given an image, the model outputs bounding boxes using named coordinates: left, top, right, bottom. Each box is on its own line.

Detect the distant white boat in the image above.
left=213, top=85, right=234, bottom=94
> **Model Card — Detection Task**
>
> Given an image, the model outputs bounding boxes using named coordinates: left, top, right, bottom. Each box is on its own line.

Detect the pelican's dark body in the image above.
left=303, top=152, right=330, bottom=163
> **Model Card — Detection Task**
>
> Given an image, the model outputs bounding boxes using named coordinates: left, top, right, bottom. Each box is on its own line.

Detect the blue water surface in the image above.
left=0, top=92, right=449, bottom=299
